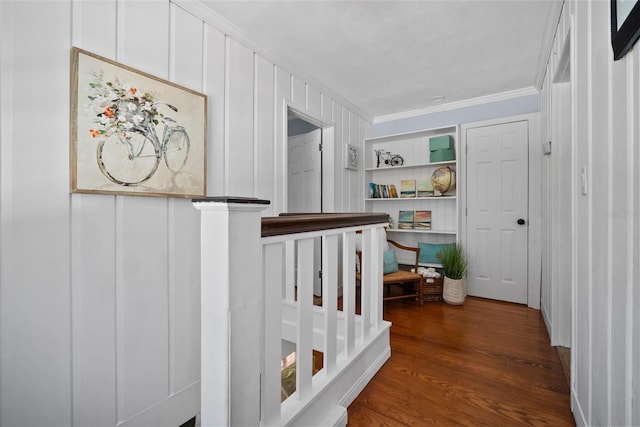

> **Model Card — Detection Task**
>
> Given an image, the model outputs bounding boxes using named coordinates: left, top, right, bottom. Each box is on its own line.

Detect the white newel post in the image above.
left=192, top=197, right=270, bottom=427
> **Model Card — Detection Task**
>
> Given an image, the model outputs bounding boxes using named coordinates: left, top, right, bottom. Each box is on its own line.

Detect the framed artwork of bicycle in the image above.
left=70, top=47, right=207, bottom=198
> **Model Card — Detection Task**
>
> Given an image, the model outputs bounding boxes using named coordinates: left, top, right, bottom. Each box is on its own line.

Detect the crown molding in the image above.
left=171, top=0, right=373, bottom=123
left=373, top=87, right=540, bottom=124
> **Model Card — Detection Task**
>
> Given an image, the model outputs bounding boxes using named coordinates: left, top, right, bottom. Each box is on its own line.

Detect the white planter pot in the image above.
left=443, top=276, right=466, bottom=305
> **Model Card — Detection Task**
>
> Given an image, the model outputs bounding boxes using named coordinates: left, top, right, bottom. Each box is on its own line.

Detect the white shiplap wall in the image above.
left=0, top=1, right=369, bottom=426
left=542, top=1, right=640, bottom=425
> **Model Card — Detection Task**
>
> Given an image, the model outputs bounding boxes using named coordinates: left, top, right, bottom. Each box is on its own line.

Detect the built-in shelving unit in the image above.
left=363, top=125, right=460, bottom=267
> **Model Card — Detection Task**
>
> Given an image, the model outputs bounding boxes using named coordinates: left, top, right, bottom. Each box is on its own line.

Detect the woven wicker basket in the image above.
left=443, top=276, right=466, bottom=305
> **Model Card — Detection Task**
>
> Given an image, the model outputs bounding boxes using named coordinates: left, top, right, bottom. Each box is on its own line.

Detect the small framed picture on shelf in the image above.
left=400, top=179, right=416, bottom=198
left=417, top=178, right=434, bottom=197
left=398, top=210, right=415, bottom=229
left=414, top=210, right=432, bottom=230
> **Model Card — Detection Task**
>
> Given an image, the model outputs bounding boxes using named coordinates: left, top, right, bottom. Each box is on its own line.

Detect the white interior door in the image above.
left=288, top=128, right=321, bottom=213
left=288, top=128, right=322, bottom=295
left=466, top=121, right=529, bottom=304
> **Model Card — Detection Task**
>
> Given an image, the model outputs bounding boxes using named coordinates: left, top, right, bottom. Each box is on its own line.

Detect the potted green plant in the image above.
left=440, top=244, right=467, bottom=305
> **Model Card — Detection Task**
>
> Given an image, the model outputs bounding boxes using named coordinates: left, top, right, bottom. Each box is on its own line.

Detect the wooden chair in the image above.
left=356, top=239, right=424, bottom=306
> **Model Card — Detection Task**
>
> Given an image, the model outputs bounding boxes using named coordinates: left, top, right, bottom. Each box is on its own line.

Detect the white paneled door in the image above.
left=288, top=128, right=322, bottom=213
left=288, top=128, right=322, bottom=295
left=466, top=121, right=529, bottom=304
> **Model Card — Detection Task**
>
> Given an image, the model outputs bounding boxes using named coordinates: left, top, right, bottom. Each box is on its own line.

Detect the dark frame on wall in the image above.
left=611, top=0, right=640, bottom=60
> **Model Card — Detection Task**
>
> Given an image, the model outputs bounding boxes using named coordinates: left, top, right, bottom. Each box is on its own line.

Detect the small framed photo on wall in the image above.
left=611, top=0, right=640, bottom=60
left=345, top=144, right=359, bottom=170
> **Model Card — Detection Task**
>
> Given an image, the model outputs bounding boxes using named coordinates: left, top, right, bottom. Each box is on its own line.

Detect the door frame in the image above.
left=282, top=100, right=335, bottom=214
left=460, top=113, right=542, bottom=308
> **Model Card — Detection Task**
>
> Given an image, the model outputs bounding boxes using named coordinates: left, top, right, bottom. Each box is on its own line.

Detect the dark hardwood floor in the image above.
left=347, top=297, right=575, bottom=426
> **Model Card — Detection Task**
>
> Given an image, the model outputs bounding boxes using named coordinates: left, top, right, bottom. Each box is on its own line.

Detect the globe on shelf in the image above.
left=431, top=166, right=456, bottom=195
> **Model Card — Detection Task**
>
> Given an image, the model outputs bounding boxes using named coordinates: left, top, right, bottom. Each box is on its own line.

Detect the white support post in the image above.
left=193, top=197, right=269, bottom=427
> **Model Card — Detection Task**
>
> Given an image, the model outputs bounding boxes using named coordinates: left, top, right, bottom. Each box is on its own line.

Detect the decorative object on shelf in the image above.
left=611, top=0, right=640, bottom=60
left=429, top=135, right=455, bottom=162
left=431, top=166, right=456, bottom=196
left=440, top=244, right=467, bottom=305
left=70, top=47, right=206, bottom=198
left=400, top=179, right=416, bottom=198
left=345, top=144, right=359, bottom=170
left=417, top=178, right=434, bottom=197
left=375, top=149, right=404, bottom=167
left=414, top=210, right=432, bottom=230
left=398, top=210, right=415, bottom=229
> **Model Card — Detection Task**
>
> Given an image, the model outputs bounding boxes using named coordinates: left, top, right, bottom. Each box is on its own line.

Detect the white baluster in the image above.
left=296, top=238, right=314, bottom=400
left=262, top=241, right=284, bottom=426
left=322, top=234, right=338, bottom=375
left=342, top=231, right=356, bottom=358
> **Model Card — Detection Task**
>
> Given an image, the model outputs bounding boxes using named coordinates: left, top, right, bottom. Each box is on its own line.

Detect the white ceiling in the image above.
left=200, top=0, right=560, bottom=120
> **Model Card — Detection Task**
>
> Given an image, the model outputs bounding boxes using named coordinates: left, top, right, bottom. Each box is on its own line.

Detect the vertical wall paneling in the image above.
left=204, top=25, right=226, bottom=196
left=255, top=55, right=276, bottom=215
left=291, top=75, right=306, bottom=107
left=588, top=1, right=610, bottom=423
left=0, top=1, right=14, bottom=421
left=348, top=111, right=361, bottom=212
left=544, top=1, right=640, bottom=425
left=1, top=1, right=73, bottom=425
left=341, top=106, right=350, bottom=211
left=322, top=94, right=333, bottom=123
left=332, top=102, right=344, bottom=212
left=610, top=29, right=629, bottom=427
left=73, top=195, right=118, bottom=427
left=275, top=66, right=292, bottom=213
left=225, top=38, right=255, bottom=197
left=632, top=40, right=640, bottom=427
left=307, top=84, right=322, bottom=118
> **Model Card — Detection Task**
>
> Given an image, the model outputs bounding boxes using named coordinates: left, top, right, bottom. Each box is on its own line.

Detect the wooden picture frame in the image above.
left=70, top=47, right=207, bottom=197
left=611, top=0, right=640, bottom=60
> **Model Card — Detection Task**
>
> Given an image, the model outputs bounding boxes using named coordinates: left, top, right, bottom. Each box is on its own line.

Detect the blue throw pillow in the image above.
left=383, top=249, right=399, bottom=274
left=418, top=243, right=455, bottom=264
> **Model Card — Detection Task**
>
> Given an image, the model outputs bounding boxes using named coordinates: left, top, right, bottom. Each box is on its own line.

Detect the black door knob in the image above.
left=517, top=218, right=526, bottom=225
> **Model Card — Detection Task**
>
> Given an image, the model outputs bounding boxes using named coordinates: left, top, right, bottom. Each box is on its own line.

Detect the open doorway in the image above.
left=286, top=108, right=325, bottom=296
left=287, top=111, right=322, bottom=213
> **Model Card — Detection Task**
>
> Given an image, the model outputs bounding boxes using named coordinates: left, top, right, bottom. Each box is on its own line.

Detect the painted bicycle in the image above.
left=375, top=149, right=404, bottom=167
left=88, top=72, right=190, bottom=186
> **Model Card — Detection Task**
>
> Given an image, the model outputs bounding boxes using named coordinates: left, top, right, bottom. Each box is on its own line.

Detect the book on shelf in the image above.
left=398, top=210, right=414, bottom=229
left=414, top=210, right=432, bottom=230
left=417, top=179, right=435, bottom=197
left=400, top=179, right=416, bottom=198
left=368, top=182, right=376, bottom=198
left=368, top=183, right=399, bottom=198
left=389, top=184, right=398, bottom=198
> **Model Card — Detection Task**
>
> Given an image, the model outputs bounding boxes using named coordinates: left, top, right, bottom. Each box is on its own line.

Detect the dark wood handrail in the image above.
left=261, top=213, right=389, bottom=237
